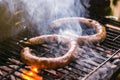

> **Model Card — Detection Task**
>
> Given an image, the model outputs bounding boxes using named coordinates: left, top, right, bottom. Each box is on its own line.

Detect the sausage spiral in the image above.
left=21, top=34, right=78, bottom=69
left=21, top=17, right=106, bottom=69
left=51, top=17, right=106, bottom=43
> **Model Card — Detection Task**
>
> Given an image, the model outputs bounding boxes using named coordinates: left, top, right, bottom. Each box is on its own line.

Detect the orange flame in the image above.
left=21, top=67, right=43, bottom=80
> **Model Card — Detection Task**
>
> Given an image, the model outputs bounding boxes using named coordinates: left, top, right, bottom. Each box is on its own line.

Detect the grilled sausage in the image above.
left=51, top=17, right=106, bottom=44
left=21, top=34, right=78, bottom=69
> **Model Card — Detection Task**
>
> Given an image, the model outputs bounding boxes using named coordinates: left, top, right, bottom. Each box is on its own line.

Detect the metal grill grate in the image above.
left=0, top=22, right=120, bottom=80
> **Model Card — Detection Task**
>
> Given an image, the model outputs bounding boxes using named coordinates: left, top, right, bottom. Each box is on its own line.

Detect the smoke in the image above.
left=0, top=0, right=26, bottom=41
left=22, top=0, right=90, bottom=36
left=0, top=0, right=90, bottom=40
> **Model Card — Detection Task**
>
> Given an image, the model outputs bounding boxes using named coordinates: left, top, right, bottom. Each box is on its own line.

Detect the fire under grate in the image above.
left=0, top=23, right=120, bottom=80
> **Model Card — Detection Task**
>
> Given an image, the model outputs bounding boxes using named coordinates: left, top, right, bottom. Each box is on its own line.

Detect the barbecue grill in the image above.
left=0, top=17, right=120, bottom=80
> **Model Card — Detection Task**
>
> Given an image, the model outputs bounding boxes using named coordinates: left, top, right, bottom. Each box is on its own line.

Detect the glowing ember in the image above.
left=31, top=67, right=39, bottom=73
left=21, top=67, right=43, bottom=80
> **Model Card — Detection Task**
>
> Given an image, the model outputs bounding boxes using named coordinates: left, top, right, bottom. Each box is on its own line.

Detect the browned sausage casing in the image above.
left=51, top=17, right=106, bottom=43
left=21, top=34, right=78, bottom=69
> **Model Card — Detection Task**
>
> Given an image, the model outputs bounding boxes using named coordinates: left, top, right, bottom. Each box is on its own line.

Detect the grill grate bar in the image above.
left=107, top=27, right=120, bottom=34
left=0, top=46, right=21, bottom=58
left=59, top=73, right=69, bottom=80
left=113, top=35, right=120, bottom=41
left=0, top=23, right=120, bottom=80
left=103, top=40, right=120, bottom=48
left=63, top=67, right=85, bottom=77
left=107, top=35, right=120, bottom=41
left=106, top=32, right=119, bottom=37
left=0, top=68, right=8, bottom=73
left=82, top=49, right=120, bottom=80
left=72, top=61, right=94, bottom=70
left=0, top=64, right=31, bottom=80
left=68, top=64, right=92, bottom=74
left=79, top=52, right=107, bottom=62
left=0, top=43, right=21, bottom=53
left=102, top=43, right=119, bottom=50
left=0, top=62, right=22, bottom=79
left=37, top=43, right=109, bottom=79
left=106, top=37, right=120, bottom=44
left=92, top=46, right=112, bottom=56
left=0, top=50, right=21, bottom=64
left=106, top=34, right=116, bottom=39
